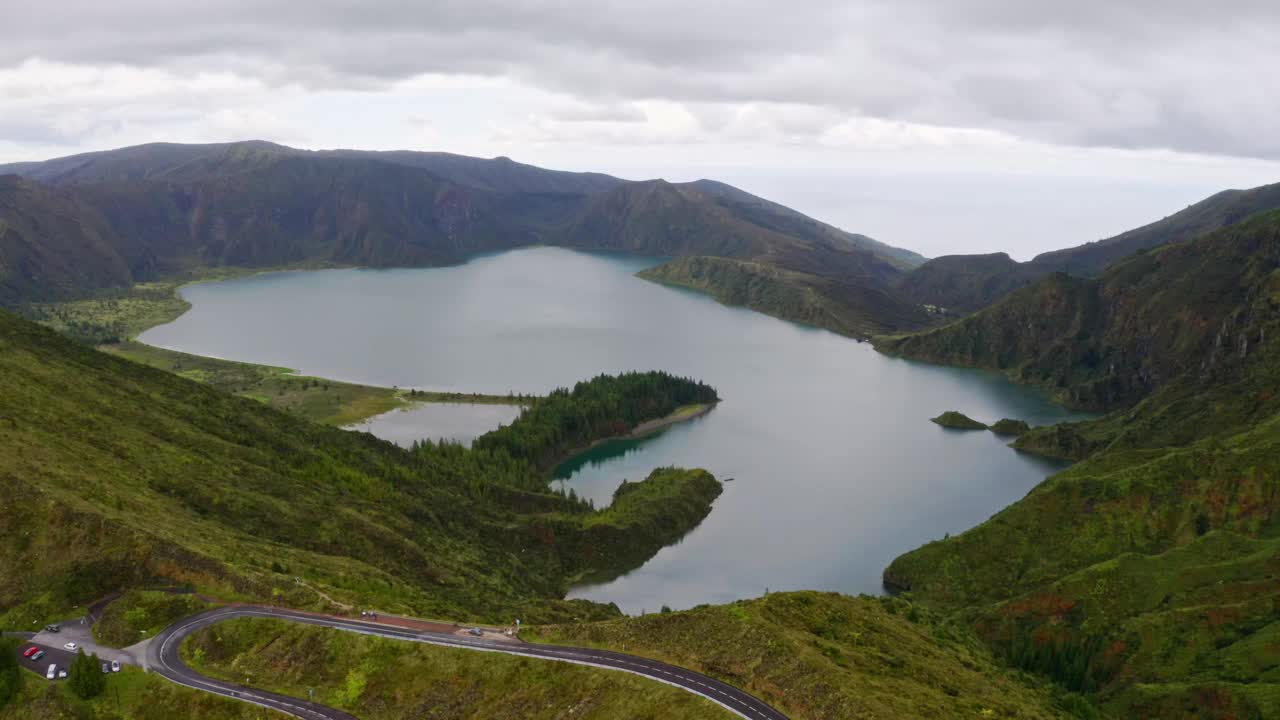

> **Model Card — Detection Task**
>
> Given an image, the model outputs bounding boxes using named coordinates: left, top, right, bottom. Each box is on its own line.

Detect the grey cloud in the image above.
left=4, top=0, right=1280, bottom=157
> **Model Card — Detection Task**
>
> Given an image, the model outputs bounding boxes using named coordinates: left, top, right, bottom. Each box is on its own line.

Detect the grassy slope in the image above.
left=638, top=256, right=932, bottom=339
left=0, top=309, right=720, bottom=629
left=101, top=342, right=405, bottom=426
left=0, top=667, right=281, bottom=720
left=23, top=272, right=526, bottom=427
left=532, top=592, right=1077, bottom=720
left=21, top=271, right=413, bottom=426
left=93, top=590, right=213, bottom=647
left=880, top=214, right=1280, bottom=717
left=182, top=617, right=730, bottom=720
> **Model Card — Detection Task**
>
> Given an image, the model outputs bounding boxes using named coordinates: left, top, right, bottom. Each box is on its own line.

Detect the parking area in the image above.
left=14, top=641, right=77, bottom=680
left=14, top=617, right=136, bottom=681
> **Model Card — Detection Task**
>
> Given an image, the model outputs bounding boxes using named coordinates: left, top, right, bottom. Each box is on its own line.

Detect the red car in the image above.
left=22, top=646, right=38, bottom=659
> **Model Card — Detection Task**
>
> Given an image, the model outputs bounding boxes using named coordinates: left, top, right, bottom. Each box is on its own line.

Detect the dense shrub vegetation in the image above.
left=471, top=371, right=718, bottom=470
left=0, top=309, right=720, bottom=628
left=882, top=211, right=1280, bottom=716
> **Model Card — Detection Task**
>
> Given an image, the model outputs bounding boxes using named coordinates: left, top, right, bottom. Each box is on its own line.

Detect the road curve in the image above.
left=148, top=605, right=789, bottom=720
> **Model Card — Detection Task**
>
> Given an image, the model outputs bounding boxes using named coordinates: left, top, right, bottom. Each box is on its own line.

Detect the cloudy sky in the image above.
left=4, top=0, right=1280, bottom=258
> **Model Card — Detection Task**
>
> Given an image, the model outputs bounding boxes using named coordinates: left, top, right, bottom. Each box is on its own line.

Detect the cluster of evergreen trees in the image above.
left=69, top=649, right=107, bottom=699
left=995, top=632, right=1106, bottom=693
left=0, top=639, right=19, bottom=707
left=470, top=371, right=718, bottom=471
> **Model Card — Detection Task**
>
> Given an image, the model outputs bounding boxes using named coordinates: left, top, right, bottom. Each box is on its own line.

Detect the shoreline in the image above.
left=554, top=401, right=719, bottom=470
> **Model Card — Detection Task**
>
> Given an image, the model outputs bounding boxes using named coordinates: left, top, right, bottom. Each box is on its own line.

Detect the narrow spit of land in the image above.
left=104, top=341, right=531, bottom=426
left=23, top=270, right=532, bottom=427
left=554, top=402, right=718, bottom=469
left=630, top=403, right=717, bottom=437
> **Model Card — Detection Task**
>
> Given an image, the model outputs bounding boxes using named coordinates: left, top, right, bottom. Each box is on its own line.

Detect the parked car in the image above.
left=23, top=646, right=38, bottom=659
left=63, top=642, right=78, bottom=651
left=44, top=624, right=60, bottom=633
left=45, top=664, right=56, bottom=680
left=110, top=660, right=121, bottom=673
left=57, top=668, right=67, bottom=679
left=31, top=650, right=45, bottom=662
left=101, top=662, right=110, bottom=674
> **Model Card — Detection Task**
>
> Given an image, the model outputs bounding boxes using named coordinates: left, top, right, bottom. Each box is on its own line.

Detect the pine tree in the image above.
left=0, top=638, right=20, bottom=707
left=69, top=650, right=106, bottom=699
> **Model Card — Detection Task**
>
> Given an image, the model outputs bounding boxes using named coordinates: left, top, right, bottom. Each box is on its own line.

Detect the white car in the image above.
left=58, top=668, right=67, bottom=679
left=46, top=664, right=56, bottom=680
left=63, top=641, right=78, bottom=651
left=111, top=660, right=121, bottom=673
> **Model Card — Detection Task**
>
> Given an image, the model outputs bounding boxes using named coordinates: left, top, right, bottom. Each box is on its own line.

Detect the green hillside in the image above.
left=1029, top=181, right=1280, bottom=276
left=182, top=617, right=731, bottom=720
left=533, top=591, right=1080, bottom=719
left=638, top=256, right=932, bottom=339
left=0, top=666, right=277, bottom=720
left=0, top=309, right=722, bottom=627
left=880, top=210, right=1280, bottom=717
left=894, top=252, right=1043, bottom=314
left=879, top=211, right=1280, bottom=411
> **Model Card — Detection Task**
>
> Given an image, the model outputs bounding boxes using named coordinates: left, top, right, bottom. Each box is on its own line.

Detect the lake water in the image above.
left=141, top=247, right=1088, bottom=614
left=345, top=403, right=522, bottom=448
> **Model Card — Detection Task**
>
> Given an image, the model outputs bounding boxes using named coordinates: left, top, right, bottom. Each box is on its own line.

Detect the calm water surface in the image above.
left=142, top=248, right=1088, bottom=613
left=346, top=403, right=522, bottom=448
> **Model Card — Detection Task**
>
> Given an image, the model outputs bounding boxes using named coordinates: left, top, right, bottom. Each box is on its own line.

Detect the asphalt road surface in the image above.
left=149, top=605, right=790, bottom=720
left=12, top=640, right=78, bottom=680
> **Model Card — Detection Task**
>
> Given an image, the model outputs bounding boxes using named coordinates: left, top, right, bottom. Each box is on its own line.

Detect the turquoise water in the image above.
left=141, top=247, right=1088, bottom=614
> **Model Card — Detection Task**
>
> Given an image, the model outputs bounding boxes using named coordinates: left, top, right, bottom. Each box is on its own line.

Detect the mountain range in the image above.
left=0, top=141, right=938, bottom=336
left=10, top=140, right=1280, bottom=341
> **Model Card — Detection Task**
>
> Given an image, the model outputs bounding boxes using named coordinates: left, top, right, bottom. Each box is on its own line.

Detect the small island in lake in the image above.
left=930, top=411, right=988, bottom=430
left=989, top=418, right=1032, bottom=436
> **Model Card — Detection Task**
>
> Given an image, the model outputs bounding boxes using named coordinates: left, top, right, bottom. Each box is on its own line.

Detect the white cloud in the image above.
left=3, top=1, right=1280, bottom=157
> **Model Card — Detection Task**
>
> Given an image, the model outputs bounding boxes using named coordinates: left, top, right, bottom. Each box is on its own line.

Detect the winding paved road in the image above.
left=148, top=605, right=789, bottom=720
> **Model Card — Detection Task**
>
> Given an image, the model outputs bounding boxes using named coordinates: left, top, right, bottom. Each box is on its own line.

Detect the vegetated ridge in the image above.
left=639, top=255, right=932, bottom=337
left=879, top=209, right=1280, bottom=717
left=893, top=180, right=1280, bottom=314
left=533, top=591, right=1079, bottom=719
left=0, top=308, right=723, bottom=630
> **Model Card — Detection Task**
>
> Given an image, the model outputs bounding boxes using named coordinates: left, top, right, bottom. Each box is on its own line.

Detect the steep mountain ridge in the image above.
left=0, top=176, right=133, bottom=304
left=1029, top=181, right=1280, bottom=275
left=0, top=141, right=623, bottom=195
left=880, top=210, right=1280, bottom=717
left=880, top=211, right=1280, bottom=410
left=896, top=180, right=1280, bottom=314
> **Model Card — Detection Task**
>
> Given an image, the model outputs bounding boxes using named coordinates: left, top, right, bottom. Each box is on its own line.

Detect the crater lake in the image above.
left=140, top=247, right=1087, bottom=614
